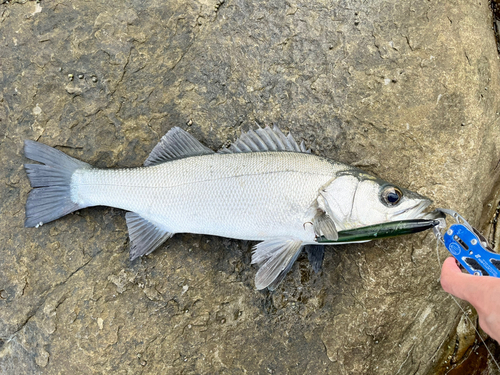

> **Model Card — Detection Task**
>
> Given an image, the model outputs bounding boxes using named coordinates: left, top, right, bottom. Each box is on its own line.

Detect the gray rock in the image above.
left=1, top=0, right=500, bottom=373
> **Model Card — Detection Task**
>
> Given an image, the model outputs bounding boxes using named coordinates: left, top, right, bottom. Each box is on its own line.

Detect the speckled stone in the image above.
left=1, top=0, right=500, bottom=374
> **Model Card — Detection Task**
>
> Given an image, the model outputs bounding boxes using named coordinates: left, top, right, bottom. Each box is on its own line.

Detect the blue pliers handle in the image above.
left=443, top=223, right=500, bottom=277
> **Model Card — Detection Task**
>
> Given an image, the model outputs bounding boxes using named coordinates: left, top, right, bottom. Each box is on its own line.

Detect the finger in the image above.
left=440, top=257, right=477, bottom=300
left=441, top=257, right=500, bottom=323
left=441, top=256, right=462, bottom=274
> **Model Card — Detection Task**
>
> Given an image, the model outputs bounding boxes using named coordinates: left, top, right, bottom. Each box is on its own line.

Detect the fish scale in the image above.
left=72, top=152, right=343, bottom=242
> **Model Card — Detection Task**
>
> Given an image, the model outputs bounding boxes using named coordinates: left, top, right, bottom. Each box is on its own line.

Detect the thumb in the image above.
left=440, top=257, right=476, bottom=300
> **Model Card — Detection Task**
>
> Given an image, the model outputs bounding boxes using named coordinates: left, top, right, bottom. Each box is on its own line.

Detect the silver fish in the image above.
left=24, top=126, right=432, bottom=290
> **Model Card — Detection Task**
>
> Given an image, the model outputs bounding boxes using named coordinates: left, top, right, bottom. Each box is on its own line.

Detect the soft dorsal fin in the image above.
left=144, top=127, right=214, bottom=166
left=218, top=125, right=310, bottom=154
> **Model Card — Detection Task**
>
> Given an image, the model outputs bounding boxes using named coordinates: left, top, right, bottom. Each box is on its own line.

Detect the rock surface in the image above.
left=1, top=0, right=500, bottom=373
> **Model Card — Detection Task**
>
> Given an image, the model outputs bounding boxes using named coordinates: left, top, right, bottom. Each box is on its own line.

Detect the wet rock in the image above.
left=1, top=0, right=500, bottom=374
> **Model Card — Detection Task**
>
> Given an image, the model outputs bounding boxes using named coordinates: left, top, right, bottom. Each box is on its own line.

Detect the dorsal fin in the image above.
left=144, top=127, right=214, bottom=166
left=218, top=125, right=311, bottom=154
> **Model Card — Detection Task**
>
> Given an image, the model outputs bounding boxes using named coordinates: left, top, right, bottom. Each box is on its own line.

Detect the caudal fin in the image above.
left=24, top=140, right=92, bottom=227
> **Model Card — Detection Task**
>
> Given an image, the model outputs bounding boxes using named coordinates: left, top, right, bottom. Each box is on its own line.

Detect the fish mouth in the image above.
left=394, top=200, right=434, bottom=219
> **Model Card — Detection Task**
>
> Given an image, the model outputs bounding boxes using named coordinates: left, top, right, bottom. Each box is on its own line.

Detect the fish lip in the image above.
left=394, top=200, right=433, bottom=219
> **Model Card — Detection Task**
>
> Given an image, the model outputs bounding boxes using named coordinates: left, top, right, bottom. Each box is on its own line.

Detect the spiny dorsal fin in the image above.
left=251, top=238, right=303, bottom=290
left=144, top=127, right=214, bottom=166
left=218, top=125, right=311, bottom=154
left=126, top=212, right=173, bottom=260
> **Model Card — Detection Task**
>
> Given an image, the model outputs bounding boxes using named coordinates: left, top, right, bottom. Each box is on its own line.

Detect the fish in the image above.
left=23, top=126, right=434, bottom=290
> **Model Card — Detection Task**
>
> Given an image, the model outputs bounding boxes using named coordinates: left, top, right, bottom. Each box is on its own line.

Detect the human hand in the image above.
left=440, top=257, right=500, bottom=342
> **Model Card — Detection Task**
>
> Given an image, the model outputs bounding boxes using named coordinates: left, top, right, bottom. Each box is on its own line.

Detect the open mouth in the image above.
left=395, top=200, right=434, bottom=219
left=400, top=201, right=447, bottom=221
left=419, top=208, right=447, bottom=220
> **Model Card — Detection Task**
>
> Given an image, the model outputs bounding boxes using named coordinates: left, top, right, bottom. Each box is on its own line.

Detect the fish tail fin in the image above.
left=23, top=140, right=92, bottom=228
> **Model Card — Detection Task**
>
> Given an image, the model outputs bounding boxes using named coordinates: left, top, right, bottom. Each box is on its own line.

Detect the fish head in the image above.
left=322, top=171, right=433, bottom=230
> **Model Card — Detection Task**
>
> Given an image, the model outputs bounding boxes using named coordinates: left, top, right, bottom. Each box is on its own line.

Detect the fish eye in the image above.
left=381, top=186, right=403, bottom=206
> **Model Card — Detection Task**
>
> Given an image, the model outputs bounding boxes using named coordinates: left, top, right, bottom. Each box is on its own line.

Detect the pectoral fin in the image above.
left=126, top=212, right=173, bottom=260
left=310, top=193, right=339, bottom=241
left=312, top=210, right=338, bottom=241
left=251, top=238, right=303, bottom=290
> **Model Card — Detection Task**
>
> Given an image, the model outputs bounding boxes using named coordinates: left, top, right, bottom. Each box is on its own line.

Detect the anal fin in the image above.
left=125, top=212, right=173, bottom=260
left=251, top=238, right=303, bottom=290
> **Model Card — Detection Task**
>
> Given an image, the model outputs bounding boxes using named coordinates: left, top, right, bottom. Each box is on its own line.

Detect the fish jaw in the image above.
left=391, top=198, right=433, bottom=221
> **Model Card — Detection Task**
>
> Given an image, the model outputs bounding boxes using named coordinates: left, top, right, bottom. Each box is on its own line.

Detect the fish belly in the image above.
left=71, top=152, right=341, bottom=242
